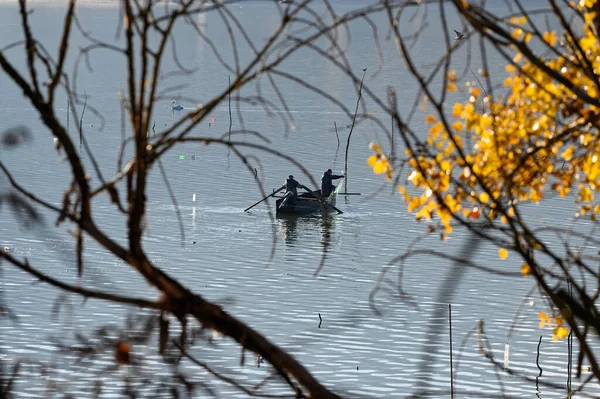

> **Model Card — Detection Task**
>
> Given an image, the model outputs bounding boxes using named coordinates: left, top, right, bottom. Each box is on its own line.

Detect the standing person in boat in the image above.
left=321, top=169, right=344, bottom=198
left=279, top=175, right=308, bottom=209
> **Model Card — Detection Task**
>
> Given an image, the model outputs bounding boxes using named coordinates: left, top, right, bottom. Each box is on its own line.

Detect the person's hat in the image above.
left=326, top=169, right=332, bottom=173
left=289, top=175, right=294, bottom=179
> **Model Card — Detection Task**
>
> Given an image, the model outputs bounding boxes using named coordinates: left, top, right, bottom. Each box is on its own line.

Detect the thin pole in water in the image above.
left=227, top=75, right=232, bottom=170
left=449, top=303, right=454, bottom=399
left=536, top=335, right=543, bottom=376
left=390, top=109, right=394, bottom=161
left=567, top=280, right=573, bottom=397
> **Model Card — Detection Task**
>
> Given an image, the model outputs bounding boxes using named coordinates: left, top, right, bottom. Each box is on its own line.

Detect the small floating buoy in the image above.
left=90, top=124, right=93, bottom=127
left=582, top=365, right=591, bottom=372
left=3, top=247, right=9, bottom=253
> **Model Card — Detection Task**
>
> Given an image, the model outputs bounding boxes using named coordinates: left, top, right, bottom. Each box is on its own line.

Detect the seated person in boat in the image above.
left=321, top=169, right=344, bottom=197
left=280, top=175, right=307, bottom=208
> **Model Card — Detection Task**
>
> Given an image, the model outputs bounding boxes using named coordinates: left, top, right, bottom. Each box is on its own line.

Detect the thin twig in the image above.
left=344, top=69, right=367, bottom=194
left=174, top=341, right=297, bottom=398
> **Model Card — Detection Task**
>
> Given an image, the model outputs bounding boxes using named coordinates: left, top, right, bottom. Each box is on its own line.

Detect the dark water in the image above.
left=0, top=0, right=598, bottom=397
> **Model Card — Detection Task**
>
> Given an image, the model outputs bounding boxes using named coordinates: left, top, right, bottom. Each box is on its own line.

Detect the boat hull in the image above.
left=275, top=182, right=342, bottom=216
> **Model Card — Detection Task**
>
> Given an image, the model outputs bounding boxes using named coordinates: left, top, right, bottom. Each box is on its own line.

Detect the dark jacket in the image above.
left=321, top=171, right=344, bottom=197
left=285, top=178, right=300, bottom=195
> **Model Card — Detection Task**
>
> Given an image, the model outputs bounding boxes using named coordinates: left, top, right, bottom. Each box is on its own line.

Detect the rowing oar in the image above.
left=302, top=187, right=344, bottom=214
left=324, top=201, right=343, bottom=214
left=245, top=185, right=285, bottom=212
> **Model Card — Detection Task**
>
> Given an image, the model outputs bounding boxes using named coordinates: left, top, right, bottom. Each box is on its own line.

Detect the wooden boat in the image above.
left=275, top=182, right=343, bottom=216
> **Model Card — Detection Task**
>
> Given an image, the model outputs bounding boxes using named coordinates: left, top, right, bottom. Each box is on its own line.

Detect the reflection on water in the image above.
left=278, top=214, right=300, bottom=246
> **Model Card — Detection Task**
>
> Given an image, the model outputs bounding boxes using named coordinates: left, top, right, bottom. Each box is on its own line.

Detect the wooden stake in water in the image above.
left=567, top=280, right=573, bottom=397
left=449, top=303, right=454, bottom=399
left=504, top=343, right=510, bottom=370
left=536, top=336, right=543, bottom=376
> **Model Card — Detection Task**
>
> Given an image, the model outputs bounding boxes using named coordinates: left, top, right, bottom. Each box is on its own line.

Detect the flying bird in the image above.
left=453, top=30, right=465, bottom=40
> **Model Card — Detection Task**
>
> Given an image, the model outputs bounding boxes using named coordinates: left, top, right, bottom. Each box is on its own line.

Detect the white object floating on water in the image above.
left=53, top=138, right=58, bottom=144
left=582, top=365, right=591, bottom=372
left=3, top=247, right=9, bottom=253
left=504, top=343, right=510, bottom=369
left=192, top=193, right=196, bottom=202
left=171, top=100, right=184, bottom=111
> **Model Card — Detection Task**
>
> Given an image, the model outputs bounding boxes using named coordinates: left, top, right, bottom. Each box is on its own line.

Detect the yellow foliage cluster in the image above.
left=365, top=1, right=600, bottom=341
left=539, top=312, right=570, bottom=341
left=367, top=143, right=393, bottom=181
left=368, top=1, right=600, bottom=230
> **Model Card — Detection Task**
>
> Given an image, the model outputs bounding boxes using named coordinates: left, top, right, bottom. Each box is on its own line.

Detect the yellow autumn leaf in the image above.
left=584, top=11, right=597, bottom=26
left=521, top=263, right=531, bottom=276
left=451, top=121, right=463, bottom=131
left=367, top=154, right=378, bottom=167
left=553, top=326, right=569, bottom=341
left=440, top=160, right=451, bottom=172
left=583, top=0, right=597, bottom=8
left=447, top=70, right=458, bottom=82
left=369, top=142, right=381, bottom=152
left=373, top=159, right=389, bottom=174
left=498, top=248, right=508, bottom=259
left=561, top=145, right=574, bottom=161
left=470, top=87, right=481, bottom=97
left=429, top=122, right=444, bottom=135
left=539, top=311, right=552, bottom=328
left=579, top=186, right=594, bottom=202
left=452, top=103, right=463, bottom=118
left=512, top=27, right=524, bottom=39
left=425, top=114, right=436, bottom=125
left=510, top=16, right=527, bottom=24
left=543, top=31, right=557, bottom=46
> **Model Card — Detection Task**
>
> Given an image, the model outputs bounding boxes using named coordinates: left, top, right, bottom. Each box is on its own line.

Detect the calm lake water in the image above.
left=1, top=0, right=598, bottom=397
